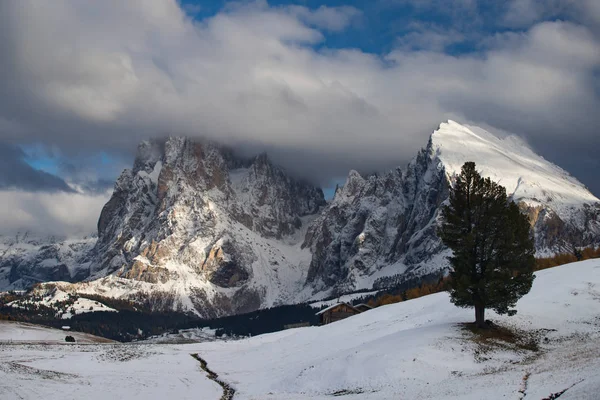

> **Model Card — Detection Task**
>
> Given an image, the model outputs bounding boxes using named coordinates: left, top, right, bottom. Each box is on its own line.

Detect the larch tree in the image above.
left=439, top=162, right=535, bottom=328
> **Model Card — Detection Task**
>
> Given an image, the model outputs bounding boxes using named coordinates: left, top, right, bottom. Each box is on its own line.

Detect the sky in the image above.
left=0, top=0, right=599, bottom=236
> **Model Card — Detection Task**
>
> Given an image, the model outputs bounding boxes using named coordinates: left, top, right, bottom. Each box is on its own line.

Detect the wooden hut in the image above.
left=354, top=303, right=373, bottom=313
left=316, top=302, right=361, bottom=325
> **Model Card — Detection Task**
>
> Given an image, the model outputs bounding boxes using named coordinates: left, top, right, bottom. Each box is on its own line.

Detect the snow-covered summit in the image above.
left=427, top=120, right=600, bottom=255
left=432, top=120, right=599, bottom=214
left=303, top=120, right=600, bottom=295
left=78, top=136, right=327, bottom=317
left=2, top=122, right=599, bottom=316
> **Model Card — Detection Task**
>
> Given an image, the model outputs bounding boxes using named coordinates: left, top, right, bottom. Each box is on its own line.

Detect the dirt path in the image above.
left=191, top=353, right=235, bottom=400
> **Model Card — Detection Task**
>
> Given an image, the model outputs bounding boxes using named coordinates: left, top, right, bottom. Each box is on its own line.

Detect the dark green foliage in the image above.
left=65, top=335, right=75, bottom=342
left=61, top=310, right=198, bottom=341
left=0, top=301, right=319, bottom=342
left=439, top=162, right=535, bottom=327
left=209, top=304, right=319, bottom=338
left=572, top=245, right=583, bottom=261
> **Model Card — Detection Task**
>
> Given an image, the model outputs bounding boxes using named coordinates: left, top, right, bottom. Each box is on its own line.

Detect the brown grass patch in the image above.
left=461, top=322, right=542, bottom=354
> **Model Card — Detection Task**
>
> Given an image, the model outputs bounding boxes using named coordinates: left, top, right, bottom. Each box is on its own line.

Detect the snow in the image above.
left=137, top=160, right=162, bottom=185
left=59, top=296, right=118, bottom=319
left=9, top=286, right=117, bottom=319
left=0, top=233, right=96, bottom=291
left=0, top=340, right=222, bottom=399
left=0, top=321, right=113, bottom=344
left=432, top=120, right=599, bottom=219
left=1, top=260, right=600, bottom=399
left=192, top=259, right=600, bottom=399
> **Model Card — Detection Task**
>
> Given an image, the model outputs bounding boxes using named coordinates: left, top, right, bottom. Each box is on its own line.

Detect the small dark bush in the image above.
left=65, top=335, right=75, bottom=342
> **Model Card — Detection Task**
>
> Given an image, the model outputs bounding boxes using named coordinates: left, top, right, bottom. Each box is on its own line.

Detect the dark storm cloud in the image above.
left=0, top=0, right=599, bottom=235
left=56, top=160, right=120, bottom=194
left=0, top=145, right=112, bottom=236
left=0, top=142, right=74, bottom=192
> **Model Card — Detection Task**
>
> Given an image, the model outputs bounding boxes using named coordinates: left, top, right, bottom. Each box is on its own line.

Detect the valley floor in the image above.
left=2, top=259, right=600, bottom=399
left=0, top=341, right=222, bottom=399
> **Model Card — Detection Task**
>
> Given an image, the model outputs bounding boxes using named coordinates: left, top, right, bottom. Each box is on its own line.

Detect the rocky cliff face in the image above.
left=302, top=121, right=600, bottom=294
left=3, top=121, right=599, bottom=317
left=302, top=144, right=449, bottom=294
left=80, top=137, right=325, bottom=317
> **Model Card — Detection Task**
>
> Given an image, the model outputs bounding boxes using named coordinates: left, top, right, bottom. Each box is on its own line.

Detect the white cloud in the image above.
left=503, top=0, right=548, bottom=27
left=503, top=0, right=600, bottom=29
left=0, top=0, right=597, bottom=198
left=0, top=190, right=110, bottom=237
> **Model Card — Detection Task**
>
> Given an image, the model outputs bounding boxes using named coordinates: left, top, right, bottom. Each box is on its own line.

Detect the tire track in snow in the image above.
left=191, top=353, right=235, bottom=400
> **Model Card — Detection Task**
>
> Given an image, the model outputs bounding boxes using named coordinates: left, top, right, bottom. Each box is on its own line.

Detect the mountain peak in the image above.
left=433, top=120, right=506, bottom=145
left=4, top=127, right=599, bottom=318
left=429, top=121, right=599, bottom=212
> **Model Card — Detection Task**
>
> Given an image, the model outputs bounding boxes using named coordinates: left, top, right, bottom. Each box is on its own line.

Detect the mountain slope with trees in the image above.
left=1, top=121, right=599, bottom=318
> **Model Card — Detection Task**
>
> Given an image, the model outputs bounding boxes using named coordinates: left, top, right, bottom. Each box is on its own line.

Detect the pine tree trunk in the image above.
left=475, top=304, right=486, bottom=328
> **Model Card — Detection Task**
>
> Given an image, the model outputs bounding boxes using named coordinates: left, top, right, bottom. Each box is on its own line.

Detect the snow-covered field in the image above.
left=0, top=342, right=222, bottom=399
left=1, top=259, right=599, bottom=399
left=0, top=321, right=114, bottom=344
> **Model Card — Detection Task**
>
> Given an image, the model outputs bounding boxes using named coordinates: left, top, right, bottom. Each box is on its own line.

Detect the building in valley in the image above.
left=316, top=302, right=362, bottom=325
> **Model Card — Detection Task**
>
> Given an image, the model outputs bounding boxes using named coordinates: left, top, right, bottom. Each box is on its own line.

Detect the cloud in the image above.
left=0, top=142, right=74, bottom=192
left=0, top=190, right=110, bottom=237
left=502, top=0, right=583, bottom=28
left=0, top=141, right=111, bottom=236
left=396, top=23, right=466, bottom=51
left=288, top=5, right=362, bottom=32
left=0, top=0, right=598, bottom=202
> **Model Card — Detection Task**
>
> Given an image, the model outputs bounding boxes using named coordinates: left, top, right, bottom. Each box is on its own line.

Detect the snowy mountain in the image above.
left=2, top=121, right=599, bottom=317
left=434, top=121, right=600, bottom=253
left=303, top=120, right=600, bottom=294
left=71, top=137, right=325, bottom=317
left=0, top=233, right=95, bottom=290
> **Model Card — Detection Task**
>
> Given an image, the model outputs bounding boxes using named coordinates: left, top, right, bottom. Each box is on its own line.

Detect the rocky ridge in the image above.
left=0, top=233, right=95, bottom=290
left=2, top=121, right=599, bottom=317
left=78, top=137, right=325, bottom=317
left=303, top=120, right=600, bottom=294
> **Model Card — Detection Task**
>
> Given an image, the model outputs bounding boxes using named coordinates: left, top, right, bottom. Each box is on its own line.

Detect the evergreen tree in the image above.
left=439, top=162, right=535, bottom=328
left=572, top=245, right=583, bottom=261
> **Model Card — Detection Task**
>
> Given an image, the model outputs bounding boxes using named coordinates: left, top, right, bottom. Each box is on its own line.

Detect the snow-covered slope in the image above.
left=304, top=120, right=600, bottom=295
left=8, top=284, right=117, bottom=319
left=434, top=121, right=599, bottom=210
left=195, top=259, right=600, bottom=399
left=0, top=320, right=114, bottom=344
left=0, top=233, right=95, bottom=290
left=4, top=260, right=599, bottom=399
left=434, top=121, right=600, bottom=253
left=0, top=337, right=221, bottom=399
